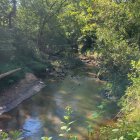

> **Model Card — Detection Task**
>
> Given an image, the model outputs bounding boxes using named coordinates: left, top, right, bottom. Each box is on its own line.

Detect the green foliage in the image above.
left=42, top=106, right=78, bottom=140
left=0, top=130, right=22, bottom=140
left=0, top=0, right=11, bottom=26
left=16, top=0, right=68, bottom=50
left=58, top=0, right=96, bottom=53
left=9, top=130, right=22, bottom=140
left=0, top=28, right=15, bottom=63
left=99, top=120, right=140, bottom=140
left=0, top=0, right=140, bottom=139
left=120, top=60, right=140, bottom=120
left=57, top=0, right=140, bottom=97
left=94, top=0, right=140, bottom=96
left=26, top=61, right=50, bottom=78
left=98, top=59, right=140, bottom=139
left=0, top=131, right=8, bottom=140
left=59, top=106, right=77, bottom=140
left=41, top=136, right=53, bottom=140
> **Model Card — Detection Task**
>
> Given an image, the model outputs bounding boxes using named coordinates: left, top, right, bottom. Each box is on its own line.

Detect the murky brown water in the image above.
left=0, top=74, right=117, bottom=140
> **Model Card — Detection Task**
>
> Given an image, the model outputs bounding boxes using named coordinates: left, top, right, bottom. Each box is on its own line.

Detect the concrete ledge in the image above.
left=0, top=73, right=45, bottom=115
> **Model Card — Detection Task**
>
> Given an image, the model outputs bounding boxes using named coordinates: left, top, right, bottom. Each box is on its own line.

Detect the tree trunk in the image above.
left=8, top=0, right=17, bottom=28
left=0, top=68, right=21, bottom=80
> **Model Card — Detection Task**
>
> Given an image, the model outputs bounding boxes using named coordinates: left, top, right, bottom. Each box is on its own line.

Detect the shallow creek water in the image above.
left=0, top=73, right=117, bottom=139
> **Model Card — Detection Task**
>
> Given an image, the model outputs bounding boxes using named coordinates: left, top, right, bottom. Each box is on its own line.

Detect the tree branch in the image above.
left=0, top=68, right=21, bottom=80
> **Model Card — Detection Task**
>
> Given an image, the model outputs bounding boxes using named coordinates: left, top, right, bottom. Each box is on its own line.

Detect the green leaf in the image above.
left=61, top=126, right=67, bottom=130
left=64, top=116, right=70, bottom=120
left=59, top=134, right=64, bottom=137
left=97, top=104, right=104, bottom=110
left=66, top=127, right=71, bottom=132
left=68, top=121, right=76, bottom=125
left=41, top=137, right=52, bottom=140
left=112, top=129, right=119, bottom=132
left=60, top=121, right=65, bottom=124
left=119, top=136, right=124, bottom=140
left=92, top=112, right=100, bottom=119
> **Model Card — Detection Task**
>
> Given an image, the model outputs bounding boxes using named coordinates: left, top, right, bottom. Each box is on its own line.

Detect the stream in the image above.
left=0, top=68, right=117, bottom=140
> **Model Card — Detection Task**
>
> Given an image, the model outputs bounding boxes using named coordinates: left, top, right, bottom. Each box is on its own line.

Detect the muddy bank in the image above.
left=0, top=73, right=45, bottom=115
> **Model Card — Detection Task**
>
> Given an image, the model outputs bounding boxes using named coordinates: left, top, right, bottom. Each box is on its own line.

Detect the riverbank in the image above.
left=0, top=55, right=110, bottom=116
left=0, top=55, right=83, bottom=116
left=0, top=55, right=119, bottom=140
left=0, top=73, right=45, bottom=115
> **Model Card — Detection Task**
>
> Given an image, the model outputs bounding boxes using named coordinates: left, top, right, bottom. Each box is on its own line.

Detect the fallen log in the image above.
left=0, top=68, right=21, bottom=80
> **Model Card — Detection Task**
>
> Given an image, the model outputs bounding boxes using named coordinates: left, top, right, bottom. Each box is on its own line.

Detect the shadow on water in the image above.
left=0, top=73, right=118, bottom=139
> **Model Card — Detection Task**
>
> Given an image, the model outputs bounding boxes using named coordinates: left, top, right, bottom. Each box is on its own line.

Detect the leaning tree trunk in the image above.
left=0, top=68, right=21, bottom=80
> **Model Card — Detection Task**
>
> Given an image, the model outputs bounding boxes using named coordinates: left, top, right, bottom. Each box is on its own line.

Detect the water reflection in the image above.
left=22, top=117, right=43, bottom=139
left=0, top=75, right=117, bottom=139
